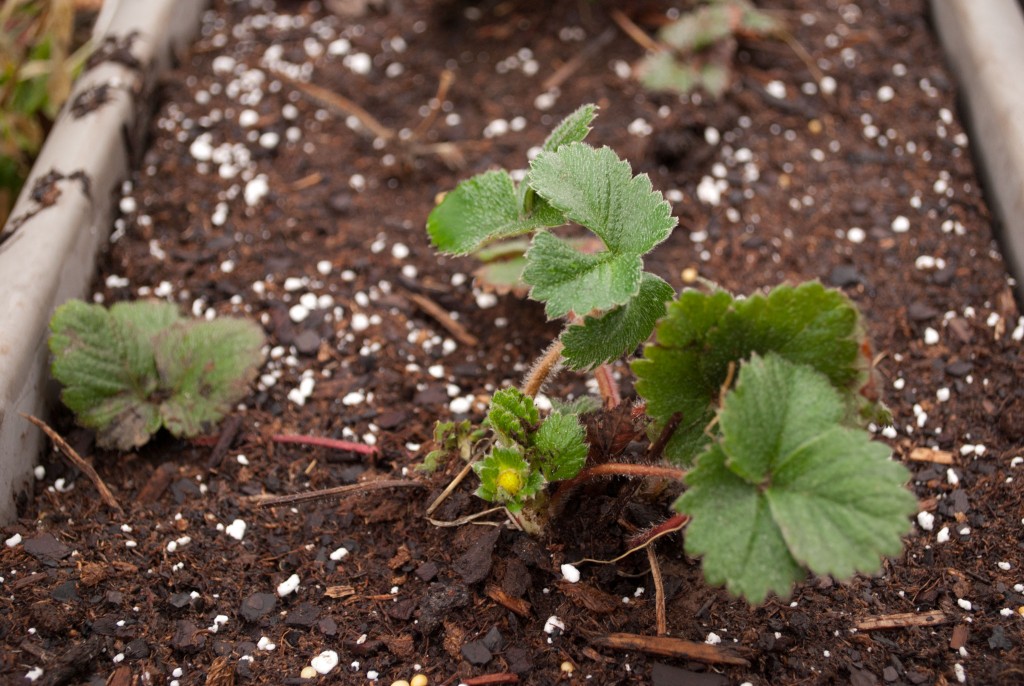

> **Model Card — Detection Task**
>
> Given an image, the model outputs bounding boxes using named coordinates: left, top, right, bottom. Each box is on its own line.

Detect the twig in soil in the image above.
left=522, top=340, right=564, bottom=398
left=407, top=291, right=479, bottom=347
left=22, top=414, right=123, bottom=514
left=250, top=479, right=422, bottom=507
left=854, top=610, right=950, bottom=631
left=571, top=514, right=688, bottom=566
left=646, top=545, right=668, bottom=636
left=609, top=9, right=663, bottom=54
left=908, top=446, right=954, bottom=465
left=271, top=433, right=379, bottom=456
left=426, top=459, right=475, bottom=516
left=412, top=69, right=455, bottom=139
left=276, top=72, right=394, bottom=141
left=592, top=632, right=749, bottom=666
left=461, top=674, right=519, bottom=685
left=426, top=506, right=505, bottom=528
left=541, top=27, right=616, bottom=92
left=594, top=363, right=621, bottom=409
left=485, top=584, right=532, bottom=617
left=206, top=414, right=242, bottom=469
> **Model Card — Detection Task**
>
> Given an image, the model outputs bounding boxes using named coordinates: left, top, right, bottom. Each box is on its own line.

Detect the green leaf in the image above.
left=49, top=300, right=265, bottom=450
left=561, top=273, right=674, bottom=370
left=657, top=2, right=736, bottom=52
left=49, top=300, right=179, bottom=450
left=532, top=412, right=588, bottom=481
left=473, top=446, right=545, bottom=512
left=633, top=282, right=867, bottom=465
left=156, top=318, right=265, bottom=438
left=527, top=143, right=676, bottom=256
left=427, top=170, right=562, bottom=255
left=486, top=387, right=540, bottom=446
left=676, top=354, right=915, bottom=604
left=541, top=103, right=597, bottom=152
left=523, top=231, right=643, bottom=319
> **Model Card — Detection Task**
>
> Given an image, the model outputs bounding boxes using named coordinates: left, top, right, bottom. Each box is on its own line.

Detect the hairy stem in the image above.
left=271, top=433, right=379, bottom=456
left=521, top=340, right=564, bottom=398
left=575, top=463, right=686, bottom=482
left=594, top=363, right=621, bottom=409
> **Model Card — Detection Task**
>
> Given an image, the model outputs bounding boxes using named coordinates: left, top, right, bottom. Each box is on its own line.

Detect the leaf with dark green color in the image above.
left=427, top=170, right=561, bottom=255
left=676, top=354, right=914, bottom=604
left=634, top=282, right=867, bottom=465
left=561, top=273, right=674, bottom=370
left=532, top=412, right=588, bottom=481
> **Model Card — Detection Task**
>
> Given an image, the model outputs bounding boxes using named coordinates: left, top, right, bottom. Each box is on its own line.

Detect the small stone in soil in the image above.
left=416, top=583, right=470, bottom=633
left=453, top=526, right=501, bottom=584
left=461, top=638, right=493, bottom=665
left=285, top=602, right=320, bottom=627
left=482, top=626, right=504, bottom=652
left=172, top=620, right=206, bottom=653
left=294, top=329, right=321, bottom=355
left=240, top=592, right=278, bottom=621
left=23, top=533, right=72, bottom=566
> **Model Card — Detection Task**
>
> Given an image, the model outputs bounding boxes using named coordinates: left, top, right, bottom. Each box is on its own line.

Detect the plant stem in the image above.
left=271, top=433, right=379, bottom=456
left=626, top=513, right=690, bottom=550
left=594, top=363, right=621, bottom=409
left=250, top=479, right=422, bottom=507
left=646, top=545, right=668, bottom=636
left=521, top=340, right=564, bottom=398
left=575, top=463, right=686, bottom=482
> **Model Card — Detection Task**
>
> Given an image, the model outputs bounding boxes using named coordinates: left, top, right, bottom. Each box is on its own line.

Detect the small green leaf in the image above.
left=486, top=387, right=540, bottom=446
left=474, top=446, right=545, bottom=512
left=527, top=143, right=676, bottom=257
left=427, top=170, right=561, bottom=255
left=657, top=2, right=736, bottom=52
left=541, top=103, right=597, bottom=152
left=523, top=231, right=643, bottom=319
left=676, top=354, right=914, bottom=604
left=532, top=412, right=588, bottom=481
left=156, top=318, right=265, bottom=438
left=561, top=273, right=674, bottom=370
left=551, top=395, right=602, bottom=416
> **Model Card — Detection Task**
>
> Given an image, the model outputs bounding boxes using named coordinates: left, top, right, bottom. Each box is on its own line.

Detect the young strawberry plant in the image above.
left=48, top=299, right=265, bottom=451
left=426, top=105, right=915, bottom=604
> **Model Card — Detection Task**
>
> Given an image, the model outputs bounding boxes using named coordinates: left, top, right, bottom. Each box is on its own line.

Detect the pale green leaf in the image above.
left=533, top=412, right=588, bottom=481
left=427, top=170, right=561, bottom=255
left=156, top=318, right=265, bottom=438
left=474, top=446, right=545, bottom=512
left=676, top=443, right=806, bottom=604
left=638, top=51, right=702, bottom=95
left=541, top=103, right=597, bottom=152
left=562, top=273, right=674, bottom=370
left=523, top=230, right=643, bottom=319
left=676, top=355, right=914, bottom=604
left=657, top=3, right=736, bottom=52
left=527, top=143, right=676, bottom=256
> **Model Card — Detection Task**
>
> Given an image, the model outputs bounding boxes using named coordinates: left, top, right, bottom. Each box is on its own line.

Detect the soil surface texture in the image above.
left=3, top=1, right=1023, bottom=685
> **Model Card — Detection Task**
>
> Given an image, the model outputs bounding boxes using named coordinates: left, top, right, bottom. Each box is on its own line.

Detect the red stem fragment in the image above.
left=594, top=364, right=621, bottom=409
left=271, top=433, right=379, bottom=456
left=462, top=674, right=519, bottom=685
left=575, top=463, right=686, bottom=482
left=626, top=513, right=689, bottom=550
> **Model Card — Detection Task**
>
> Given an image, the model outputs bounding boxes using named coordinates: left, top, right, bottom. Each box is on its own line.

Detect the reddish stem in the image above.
left=575, top=463, right=686, bottom=482
left=626, top=513, right=690, bottom=549
left=462, top=674, right=519, bottom=685
left=271, top=433, right=379, bottom=456
left=594, top=363, right=621, bottom=409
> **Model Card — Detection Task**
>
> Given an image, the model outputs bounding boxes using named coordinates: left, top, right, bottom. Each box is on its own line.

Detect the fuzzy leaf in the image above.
left=527, top=143, right=676, bottom=257
left=676, top=354, right=914, bottom=604
left=49, top=300, right=180, bottom=450
left=532, top=412, right=588, bottom=481
left=486, top=387, right=540, bottom=446
left=633, top=282, right=866, bottom=465
left=427, top=170, right=561, bottom=255
left=523, top=231, right=643, bottom=319
left=155, top=318, right=265, bottom=438
left=474, top=446, right=545, bottom=512
left=49, top=300, right=264, bottom=450
left=561, top=273, right=674, bottom=370
left=542, top=103, right=598, bottom=152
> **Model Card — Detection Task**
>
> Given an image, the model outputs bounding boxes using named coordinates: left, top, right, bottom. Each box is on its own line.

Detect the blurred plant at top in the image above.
left=633, top=0, right=785, bottom=97
left=0, top=0, right=94, bottom=225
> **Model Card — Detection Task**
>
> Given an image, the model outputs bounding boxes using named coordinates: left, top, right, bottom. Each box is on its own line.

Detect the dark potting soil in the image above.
left=3, top=1, right=1023, bottom=684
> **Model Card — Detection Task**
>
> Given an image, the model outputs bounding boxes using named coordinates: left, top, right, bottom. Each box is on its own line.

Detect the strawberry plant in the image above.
left=48, top=299, right=265, bottom=450
left=426, top=105, right=914, bottom=603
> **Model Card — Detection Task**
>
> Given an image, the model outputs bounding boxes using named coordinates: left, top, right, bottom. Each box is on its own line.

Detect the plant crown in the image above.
left=49, top=299, right=265, bottom=450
